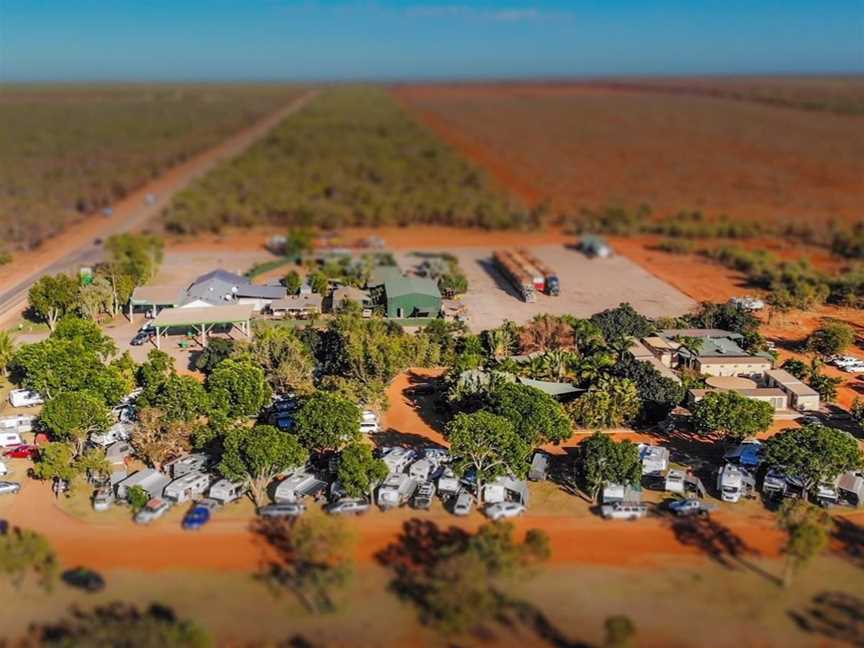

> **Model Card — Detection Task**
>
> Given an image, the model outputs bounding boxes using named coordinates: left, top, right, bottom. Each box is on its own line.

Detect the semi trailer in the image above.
left=492, top=250, right=536, bottom=303
left=515, top=248, right=560, bottom=295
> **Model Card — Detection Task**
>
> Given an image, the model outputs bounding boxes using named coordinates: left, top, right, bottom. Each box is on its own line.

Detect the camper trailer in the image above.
left=481, top=476, right=529, bottom=505
left=274, top=472, right=327, bottom=503
left=377, top=473, right=418, bottom=510
left=408, top=458, right=438, bottom=482
left=602, top=482, right=642, bottom=505
left=164, top=453, right=209, bottom=479
left=437, top=467, right=461, bottom=498
left=90, top=422, right=133, bottom=447
left=716, top=464, right=754, bottom=503
left=0, top=431, right=24, bottom=448
left=0, top=415, right=35, bottom=433
left=664, top=469, right=686, bottom=495
left=163, top=471, right=211, bottom=504
left=208, top=479, right=246, bottom=505
left=839, top=472, right=864, bottom=507
left=8, top=389, right=43, bottom=408
left=116, top=468, right=170, bottom=500
left=638, top=444, right=670, bottom=476
left=381, top=447, right=415, bottom=475
left=528, top=452, right=549, bottom=481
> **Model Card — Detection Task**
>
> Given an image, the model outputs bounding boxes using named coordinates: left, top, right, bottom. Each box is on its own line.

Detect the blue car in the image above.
left=181, top=505, right=210, bottom=531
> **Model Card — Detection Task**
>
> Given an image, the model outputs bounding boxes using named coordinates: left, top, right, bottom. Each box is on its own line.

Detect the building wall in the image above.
left=791, top=393, right=820, bottom=411
left=696, top=360, right=771, bottom=378
left=386, top=293, right=442, bottom=318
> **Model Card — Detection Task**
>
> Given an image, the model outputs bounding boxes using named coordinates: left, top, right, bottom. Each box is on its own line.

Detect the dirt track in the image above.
left=0, top=90, right=318, bottom=329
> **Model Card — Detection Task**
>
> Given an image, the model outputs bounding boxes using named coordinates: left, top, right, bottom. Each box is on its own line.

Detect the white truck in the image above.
left=377, top=473, right=418, bottom=510
left=163, top=471, right=211, bottom=504
left=274, top=472, right=327, bottom=503
left=716, top=464, right=755, bottom=503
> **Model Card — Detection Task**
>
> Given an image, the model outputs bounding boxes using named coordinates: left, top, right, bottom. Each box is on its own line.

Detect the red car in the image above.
left=4, top=444, right=38, bottom=459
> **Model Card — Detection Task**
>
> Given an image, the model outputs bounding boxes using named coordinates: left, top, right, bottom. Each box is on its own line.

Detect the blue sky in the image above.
left=1, top=1, right=862, bottom=81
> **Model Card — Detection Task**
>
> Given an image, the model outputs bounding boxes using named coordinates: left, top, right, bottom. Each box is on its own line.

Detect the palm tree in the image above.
left=483, top=322, right=518, bottom=360
left=574, top=352, right=615, bottom=386
left=0, top=331, right=15, bottom=378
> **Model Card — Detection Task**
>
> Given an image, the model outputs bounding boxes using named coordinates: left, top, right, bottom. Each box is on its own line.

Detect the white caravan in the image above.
left=208, top=479, right=247, bottom=505
left=116, top=468, right=170, bottom=500
left=8, top=389, right=43, bottom=408
left=638, top=444, right=670, bottom=476
left=163, top=471, right=211, bottom=504
left=274, top=472, right=327, bottom=503
left=381, top=447, right=415, bottom=475
left=377, top=473, right=418, bottom=510
left=164, top=453, right=209, bottom=479
left=716, top=464, right=754, bottom=503
left=90, top=422, right=134, bottom=447
left=0, top=414, right=35, bottom=432
left=0, top=432, right=24, bottom=448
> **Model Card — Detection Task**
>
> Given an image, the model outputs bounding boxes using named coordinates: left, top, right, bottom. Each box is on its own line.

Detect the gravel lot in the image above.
left=399, top=245, right=697, bottom=332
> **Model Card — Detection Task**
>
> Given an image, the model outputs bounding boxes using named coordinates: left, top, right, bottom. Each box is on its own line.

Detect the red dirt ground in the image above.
left=393, top=84, right=864, bottom=226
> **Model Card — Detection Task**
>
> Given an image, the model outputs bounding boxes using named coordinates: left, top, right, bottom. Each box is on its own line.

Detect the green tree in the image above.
left=489, top=383, right=572, bottom=445
left=0, top=527, right=58, bottom=592
left=590, top=303, right=654, bottom=342
left=764, top=424, right=862, bottom=500
left=337, top=443, right=388, bottom=500
left=294, top=392, right=361, bottom=453
left=130, top=407, right=196, bottom=471
left=234, top=325, right=315, bottom=394
left=23, top=602, right=211, bottom=648
left=283, top=228, right=315, bottom=259
left=0, top=330, right=16, bottom=377
left=691, top=390, right=774, bottom=442
left=281, top=270, right=302, bottom=294
left=192, top=338, right=235, bottom=374
left=780, top=358, right=809, bottom=380
left=567, top=377, right=641, bottom=429
left=851, top=397, right=864, bottom=432
left=152, top=375, right=211, bottom=422
left=447, top=411, right=531, bottom=504
left=11, top=338, right=129, bottom=404
left=808, top=372, right=842, bottom=403
left=137, top=349, right=175, bottom=402
left=28, top=274, right=80, bottom=331
left=603, top=615, right=637, bottom=648
left=104, top=233, right=164, bottom=285
left=218, top=424, right=309, bottom=506
left=777, top=499, right=832, bottom=588
left=126, top=485, right=151, bottom=511
left=39, top=390, right=112, bottom=457
left=807, top=321, right=855, bottom=358
left=77, top=277, right=113, bottom=322
left=30, top=442, right=78, bottom=486
left=254, top=514, right=355, bottom=613
left=307, top=270, right=329, bottom=295
left=53, top=316, right=117, bottom=360
left=613, top=355, right=684, bottom=422
left=206, top=358, right=271, bottom=418
left=575, top=432, right=641, bottom=502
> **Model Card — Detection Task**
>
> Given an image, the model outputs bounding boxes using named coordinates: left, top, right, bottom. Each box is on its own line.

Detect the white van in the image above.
left=8, top=389, right=43, bottom=408
left=0, top=432, right=24, bottom=448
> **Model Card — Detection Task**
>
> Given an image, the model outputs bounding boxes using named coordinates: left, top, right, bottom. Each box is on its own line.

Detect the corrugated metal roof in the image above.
left=272, top=294, right=323, bottom=310
left=130, top=285, right=186, bottom=305
left=152, top=304, right=254, bottom=327
left=385, top=274, right=441, bottom=299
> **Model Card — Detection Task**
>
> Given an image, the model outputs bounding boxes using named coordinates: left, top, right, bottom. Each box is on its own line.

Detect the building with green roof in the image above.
left=383, top=274, right=442, bottom=319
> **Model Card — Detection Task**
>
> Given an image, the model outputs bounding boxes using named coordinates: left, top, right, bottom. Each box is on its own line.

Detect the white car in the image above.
left=8, top=389, right=44, bottom=408
left=452, top=490, right=473, bottom=516
left=600, top=502, right=648, bottom=520
left=0, top=481, right=22, bottom=496
left=259, top=502, right=306, bottom=518
left=133, top=498, right=172, bottom=524
left=484, top=501, right=525, bottom=521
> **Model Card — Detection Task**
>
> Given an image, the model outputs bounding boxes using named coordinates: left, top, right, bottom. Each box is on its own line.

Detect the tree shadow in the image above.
left=833, top=516, right=864, bottom=569
left=377, top=519, right=591, bottom=648
left=397, top=369, right=450, bottom=440
left=788, top=591, right=864, bottom=647
left=373, top=429, right=447, bottom=450
left=665, top=515, right=781, bottom=585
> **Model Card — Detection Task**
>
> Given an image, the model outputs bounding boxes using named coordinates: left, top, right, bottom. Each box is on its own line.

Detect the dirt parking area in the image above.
left=400, top=245, right=697, bottom=332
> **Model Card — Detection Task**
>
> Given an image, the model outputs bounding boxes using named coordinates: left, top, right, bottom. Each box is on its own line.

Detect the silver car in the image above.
left=326, top=498, right=370, bottom=516
left=133, top=498, right=172, bottom=524
left=452, top=489, right=473, bottom=516
left=259, top=502, right=306, bottom=518
left=0, top=481, right=21, bottom=496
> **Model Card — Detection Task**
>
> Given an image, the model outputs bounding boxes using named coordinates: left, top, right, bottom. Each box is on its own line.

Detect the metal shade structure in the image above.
left=150, top=304, right=253, bottom=349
